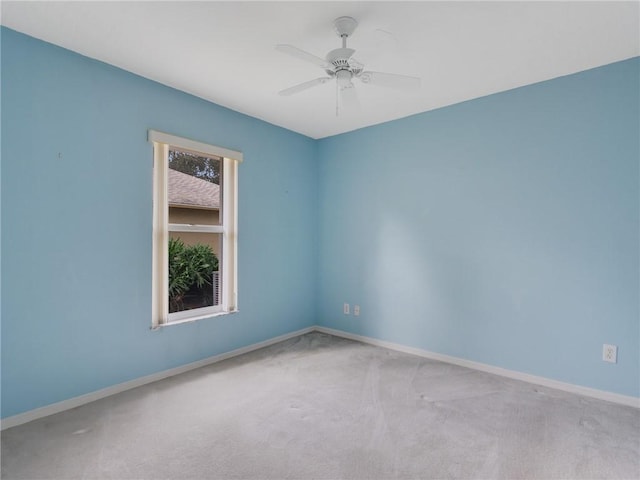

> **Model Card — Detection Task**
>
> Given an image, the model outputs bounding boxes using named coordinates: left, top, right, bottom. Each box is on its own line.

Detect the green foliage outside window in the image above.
left=168, top=237, right=219, bottom=313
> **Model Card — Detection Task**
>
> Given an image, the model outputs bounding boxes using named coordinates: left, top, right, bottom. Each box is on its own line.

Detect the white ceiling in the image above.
left=2, top=1, right=638, bottom=139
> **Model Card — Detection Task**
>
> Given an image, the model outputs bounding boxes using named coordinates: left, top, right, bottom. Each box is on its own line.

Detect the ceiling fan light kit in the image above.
left=276, top=16, right=421, bottom=114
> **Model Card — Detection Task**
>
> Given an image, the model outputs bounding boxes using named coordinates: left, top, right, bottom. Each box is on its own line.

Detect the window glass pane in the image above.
left=168, top=233, right=222, bottom=313
left=168, top=149, right=221, bottom=226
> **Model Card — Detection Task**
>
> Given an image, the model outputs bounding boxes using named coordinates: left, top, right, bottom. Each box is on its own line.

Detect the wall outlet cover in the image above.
left=603, top=344, right=617, bottom=363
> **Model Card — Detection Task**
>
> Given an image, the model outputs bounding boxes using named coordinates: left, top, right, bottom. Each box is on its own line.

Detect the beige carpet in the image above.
left=2, top=332, right=639, bottom=479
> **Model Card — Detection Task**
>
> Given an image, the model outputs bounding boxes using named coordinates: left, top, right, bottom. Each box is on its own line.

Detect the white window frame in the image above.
left=149, top=130, right=241, bottom=327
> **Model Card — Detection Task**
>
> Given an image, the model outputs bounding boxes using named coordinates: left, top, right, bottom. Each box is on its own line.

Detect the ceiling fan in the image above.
left=276, top=16, right=421, bottom=114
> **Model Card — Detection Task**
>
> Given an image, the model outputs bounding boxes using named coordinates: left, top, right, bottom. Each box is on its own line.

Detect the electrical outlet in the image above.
left=354, top=305, right=360, bottom=316
left=343, top=303, right=350, bottom=315
left=603, top=344, right=617, bottom=363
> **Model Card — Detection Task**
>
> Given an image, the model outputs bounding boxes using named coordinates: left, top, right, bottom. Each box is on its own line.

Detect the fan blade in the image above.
left=340, top=85, right=360, bottom=111
left=358, top=71, right=421, bottom=90
left=275, top=44, right=332, bottom=69
left=278, top=77, right=331, bottom=96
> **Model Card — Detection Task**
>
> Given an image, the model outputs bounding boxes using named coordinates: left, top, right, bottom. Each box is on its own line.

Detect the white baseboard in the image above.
left=315, top=326, right=640, bottom=409
left=3, top=324, right=637, bottom=430
left=0, top=326, right=315, bottom=430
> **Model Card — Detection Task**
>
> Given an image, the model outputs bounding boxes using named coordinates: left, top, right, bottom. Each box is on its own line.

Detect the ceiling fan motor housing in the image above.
left=326, top=47, right=355, bottom=74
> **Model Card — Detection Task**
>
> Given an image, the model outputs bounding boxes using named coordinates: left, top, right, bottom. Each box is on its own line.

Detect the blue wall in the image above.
left=318, top=57, right=640, bottom=398
left=2, top=27, right=638, bottom=419
left=1, top=28, right=318, bottom=418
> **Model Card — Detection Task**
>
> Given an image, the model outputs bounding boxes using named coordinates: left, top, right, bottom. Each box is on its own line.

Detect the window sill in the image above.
left=151, top=309, right=238, bottom=330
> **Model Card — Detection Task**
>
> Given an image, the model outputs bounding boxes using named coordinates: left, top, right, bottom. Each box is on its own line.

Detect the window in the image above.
left=149, top=130, right=241, bottom=327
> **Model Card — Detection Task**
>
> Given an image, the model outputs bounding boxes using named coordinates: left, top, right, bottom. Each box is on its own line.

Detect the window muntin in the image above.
left=150, top=131, right=240, bottom=327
